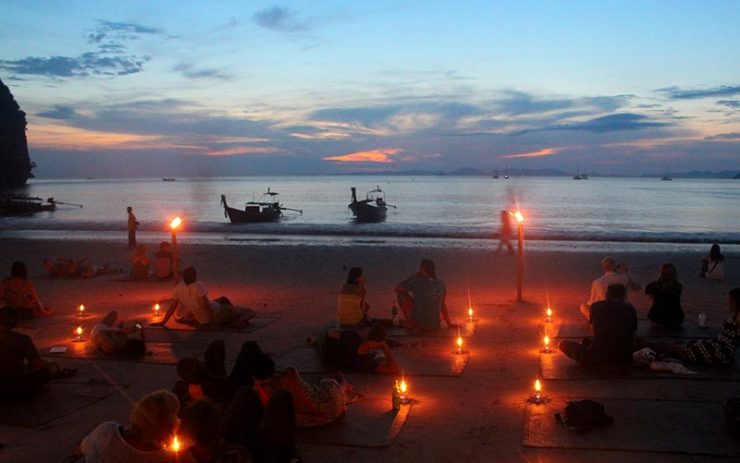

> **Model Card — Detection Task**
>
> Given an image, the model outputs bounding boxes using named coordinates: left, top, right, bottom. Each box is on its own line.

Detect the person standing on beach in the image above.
left=494, top=210, right=514, bottom=255
left=579, top=257, right=631, bottom=319
left=395, top=258, right=456, bottom=331
left=127, top=206, right=139, bottom=249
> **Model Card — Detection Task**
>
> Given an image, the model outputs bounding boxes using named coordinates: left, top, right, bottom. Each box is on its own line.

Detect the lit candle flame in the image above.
left=468, top=306, right=473, bottom=321
left=399, top=379, right=408, bottom=395
left=170, top=435, right=181, bottom=452
left=75, top=326, right=83, bottom=339
left=457, top=336, right=463, bottom=349
left=535, top=379, right=542, bottom=393
left=154, top=303, right=160, bottom=314
left=78, top=304, right=85, bottom=316
left=543, top=335, right=550, bottom=351
left=514, top=211, right=524, bottom=223
left=170, top=216, right=182, bottom=230
left=546, top=307, right=552, bottom=322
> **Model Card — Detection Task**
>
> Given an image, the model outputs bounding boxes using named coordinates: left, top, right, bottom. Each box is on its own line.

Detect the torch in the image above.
left=170, top=216, right=182, bottom=280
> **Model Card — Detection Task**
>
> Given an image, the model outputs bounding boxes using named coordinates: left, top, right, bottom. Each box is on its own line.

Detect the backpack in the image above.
left=555, top=399, right=614, bottom=432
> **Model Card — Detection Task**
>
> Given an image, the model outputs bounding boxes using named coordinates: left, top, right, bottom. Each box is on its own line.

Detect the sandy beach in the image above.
left=1, top=236, right=737, bottom=462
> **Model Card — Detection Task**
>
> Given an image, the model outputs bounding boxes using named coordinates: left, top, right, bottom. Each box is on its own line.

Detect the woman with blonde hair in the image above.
left=79, top=389, right=180, bottom=462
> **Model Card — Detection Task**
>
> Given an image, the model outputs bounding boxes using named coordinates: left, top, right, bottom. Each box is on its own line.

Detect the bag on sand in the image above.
left=555, top=399, right=614, bottom=432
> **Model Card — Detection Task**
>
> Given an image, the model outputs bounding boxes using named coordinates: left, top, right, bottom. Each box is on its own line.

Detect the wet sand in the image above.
left=0, top=237, right=737, bottom=462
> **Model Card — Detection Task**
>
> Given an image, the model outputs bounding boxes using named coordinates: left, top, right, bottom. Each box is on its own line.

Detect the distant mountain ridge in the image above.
left=341, top=168, right=739, bottom=178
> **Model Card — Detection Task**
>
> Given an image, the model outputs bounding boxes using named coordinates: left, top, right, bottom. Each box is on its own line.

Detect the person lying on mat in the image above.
left=151, top=266, right=255, bottom=330
left=0, top=307, right=73, bottom=401
left=90, top=311, right=146, bottom=357
left=78, top=389, right=180, bottom=463
left=43, top=257, right=120, bottom=279
left=320, top=322, right=400, bottom=374
left=394, top=258, right=456, bottom=332
left=658, top=287, right=740, bottom=365
left=559, top=283, right=637, bottom=366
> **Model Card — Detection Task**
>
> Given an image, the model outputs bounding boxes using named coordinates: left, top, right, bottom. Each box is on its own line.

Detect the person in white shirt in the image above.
left=580, top=257, right=632, bottom=319
left=151, top=266, right=255, bottom=329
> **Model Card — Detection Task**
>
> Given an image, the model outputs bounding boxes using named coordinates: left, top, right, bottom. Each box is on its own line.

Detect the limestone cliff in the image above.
left=0, top=78, right=34, bottom=186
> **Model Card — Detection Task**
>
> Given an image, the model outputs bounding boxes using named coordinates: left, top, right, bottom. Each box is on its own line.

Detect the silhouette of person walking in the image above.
left=127, top=206, right=139, bottom=249
left=495, top=210, right=514, bottom=255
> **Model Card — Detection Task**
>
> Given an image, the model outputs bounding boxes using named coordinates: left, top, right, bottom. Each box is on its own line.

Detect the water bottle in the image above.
left=392, top=303, right=400, bottom=326
left=392, top=380, right=401, bottom=410
left=698, top=312, right=706, bottom=327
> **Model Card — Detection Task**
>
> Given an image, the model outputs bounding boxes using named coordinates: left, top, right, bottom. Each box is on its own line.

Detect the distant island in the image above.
left=338, top=167, right=740, bottom=179
left=0, top=78, right=35, bottom=186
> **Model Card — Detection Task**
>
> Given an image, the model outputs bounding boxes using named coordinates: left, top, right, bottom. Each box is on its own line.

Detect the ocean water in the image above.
left=1, top=176, right=739, bottom=247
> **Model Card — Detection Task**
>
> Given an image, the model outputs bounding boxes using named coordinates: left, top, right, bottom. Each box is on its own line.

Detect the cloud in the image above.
left=492, top=91, right=629, bottom=116
left=37, top=105, right=77, bottom=119
left=323, top=148, right=403, bottom=163
left=705, top=132, right=740, bottom=140
left=253, top=7, right=309, bottom=32
left=524, top=113, right=668, bottom=134
left=173, top=62, right=231, bottom=80
left=717, top=100, right=740, bottom=110
left=0, top=20, right=162, bottom=78
left=658, top=85, right=740, bottom=100
left=499, top=148, right=557, bottom=159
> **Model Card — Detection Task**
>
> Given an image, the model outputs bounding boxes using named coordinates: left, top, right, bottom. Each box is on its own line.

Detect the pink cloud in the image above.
left=499, top=148, right=557, bottom=159
left=323, top=148, right=403, bottom=163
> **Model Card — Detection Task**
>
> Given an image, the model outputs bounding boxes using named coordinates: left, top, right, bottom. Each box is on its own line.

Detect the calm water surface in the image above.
left=1, top=176, right=738, bottom=245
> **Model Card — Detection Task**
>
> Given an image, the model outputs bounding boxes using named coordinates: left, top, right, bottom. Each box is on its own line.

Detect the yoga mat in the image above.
left=550, top=318, right=717, bottom=339
left=539, top=350, right=740, bottom=381
left=385, top=321, right=476, bottom=338
left=0, top=380, right=125, bottom=427
left=276, top=345, right=469, bottom=377
left=43, top=341, right=205, bottom=366
left=143, top=316, right=280, bottom=342
left=298, top=397, right=411, bottom=448
left=523, top=397, right=740, bottom=457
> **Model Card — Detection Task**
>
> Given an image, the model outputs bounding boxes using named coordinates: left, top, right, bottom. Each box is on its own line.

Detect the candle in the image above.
left=399, top=379, right=408, bottom=401
left=546, top=307, right=552, bottom=323
left=75, top=326, right=83, bottom=341
left=154, top=303, right=161, bottom=316
left=543, top=335, right=550, bottom=353
left=170, top=435, right=181, bottom=453
left=456, top=335, right=463, bottom=354
left=468, top=306, right=474, bottom=322
left=533, top=379, right=542, bottom=401
left=78, top=304, right=85, bottom=317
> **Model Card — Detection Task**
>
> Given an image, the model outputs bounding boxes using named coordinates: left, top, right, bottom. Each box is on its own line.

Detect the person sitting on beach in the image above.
left=660, top=287, right=740, bottom=365
left=1, top=261, right=52, bottom=318
left=0, top=307, right=60, bottom=401
left=178, top=399, right=251, bottom=463
left=154, top=241, right=175, bottom=279
left=395, top=258, right=456, bottom=331
left=150, top=266, right=256, bottom=330
left=560, top=284, right=637, bottom=366
left=131, top=244, right=151, bottom=280
left=579, top=257, right=632, bottom=319
left=337, top=267, right=371, bottom=328
left=616, top=262, right=641, bottom=291
left=90, top=311, right=147, bottom=357
left=79, top=389, right=180, bottom=463
left=701, top=243, right=725, bottom=280
left=645, top=263, right=684, bottom=328
left=320, top=322, right=400, bottom=374
left=43, top=257, right=119, bottom=278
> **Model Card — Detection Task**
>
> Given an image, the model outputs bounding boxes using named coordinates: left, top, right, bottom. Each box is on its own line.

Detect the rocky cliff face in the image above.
left=0, top=78, right=34, bottom=186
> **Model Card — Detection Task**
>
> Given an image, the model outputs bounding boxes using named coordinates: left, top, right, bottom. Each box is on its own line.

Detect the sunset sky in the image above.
left=1, top=0, right=739, bottom=177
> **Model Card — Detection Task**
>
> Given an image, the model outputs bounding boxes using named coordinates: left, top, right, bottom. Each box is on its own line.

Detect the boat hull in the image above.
left=349, top=201, right=387, bottom=222
left=223, top=205, right=281, bottom=223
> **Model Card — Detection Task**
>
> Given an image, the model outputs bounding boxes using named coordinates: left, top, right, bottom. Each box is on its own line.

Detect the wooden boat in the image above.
left=0, top=196, right=56, bottom=215
left=162, top=177, right=176, bottom=182
left=349, top=186, right=395, bottom=222
left=220, top=189, right=302, bottom=223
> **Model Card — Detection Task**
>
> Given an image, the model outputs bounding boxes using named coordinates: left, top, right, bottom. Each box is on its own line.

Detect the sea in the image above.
left=1, top=176, right=739, bottom=252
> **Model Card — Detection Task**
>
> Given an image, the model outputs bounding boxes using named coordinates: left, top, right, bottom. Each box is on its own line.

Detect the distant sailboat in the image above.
left=492, top=166, right=500, bottom=179
left=573, top=165, right=583, bottom=180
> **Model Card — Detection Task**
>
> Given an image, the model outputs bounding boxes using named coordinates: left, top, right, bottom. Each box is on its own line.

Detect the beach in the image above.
left=1, top=235, right=737, bottom=462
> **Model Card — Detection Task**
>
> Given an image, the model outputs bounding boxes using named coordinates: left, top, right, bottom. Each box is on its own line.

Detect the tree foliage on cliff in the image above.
left=0, top=78, right=34, bottom=186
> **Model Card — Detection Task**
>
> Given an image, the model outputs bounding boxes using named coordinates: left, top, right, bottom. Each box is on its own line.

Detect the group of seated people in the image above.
left=43, top=257, right=120, bottom=279
left=563, top=251, right=739, bottom=367
left=130, top=241, right=177, bottom=281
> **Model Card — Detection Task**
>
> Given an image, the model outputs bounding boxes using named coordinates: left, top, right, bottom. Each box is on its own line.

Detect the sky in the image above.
left=1, top=0, right=739, bottom=177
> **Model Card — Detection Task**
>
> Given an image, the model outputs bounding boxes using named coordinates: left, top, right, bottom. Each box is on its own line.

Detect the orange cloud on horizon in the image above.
left=323, top=148, right=403, bottom=163
left=29, top=124, right=163, bottom=150
left=499, top=147, right=557, bottom=159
